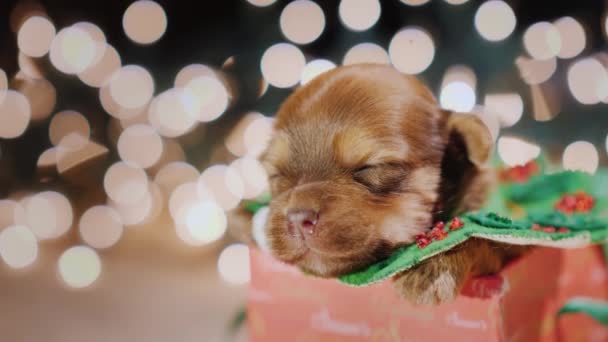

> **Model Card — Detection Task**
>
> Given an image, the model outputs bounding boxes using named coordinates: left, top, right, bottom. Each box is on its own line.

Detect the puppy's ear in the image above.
left=443, top=111, right=493, bottom=167
left=436, top=110, right=494, bottom=218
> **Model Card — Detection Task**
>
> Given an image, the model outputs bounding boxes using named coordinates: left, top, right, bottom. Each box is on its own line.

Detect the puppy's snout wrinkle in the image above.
left=287, top=209, right=319, bottom=235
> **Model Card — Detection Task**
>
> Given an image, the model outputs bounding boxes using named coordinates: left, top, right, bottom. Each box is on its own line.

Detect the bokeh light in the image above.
left=243, top=115, right=274, bottom=157
left=108, top=189, right=153, bottom=226
left=554, top=17, right=585, bottom=59
left=58, top=246, right=101, bottom=288
left=338, top=0, right=381, bottom=32
left=343, top=42, right=390, bottom=65
left=497, top=136, right=541, bottom=167
left=300, top=59, right=336, bottom=85
left=49, top=26, right=97, bottom=74
left=225, top=112, right=265, bottom=157
left=230, top=157, right=269, bottom=199
left=103, top=161, right=149, bottom=205
left=439, top=66, right=477, bottom=112
left=79, top=205, right=123, bottom=249
left=15, top=76, right=56, bottom=122
left=0, top=200, right=25, bottom=229
left=184, top=76, right=229, bottom=122
left=246, top=0, right=277, bottom=7
left=260, top=43, right=306, bottom=88
left=523, top=22, right=562, bottom=60
left=197, top=165, right=244, bottom=211
left=18, top=53, right=44, bottom=79
left=148, top=88, right=197, bottom=137
left=17, top=16, right=55, bottom=57
left=474, top=0, right=516, bottom=42
left=400, top=0, right=430, bottom=6
left=515, top=56, right=557, bottom=85
left=0, top=90, right=31, bottom=139
left=280, top=0, right=325, bottom=45
left=0, top=225, right=38, bottom=269
left=23, top=191, right=73, bottom=240
left=484, top=93, right=524, bottom=127
left=49, top=110, right=90, bottom=146
left=108, top=65, right=154, bottom=109
left=117, top=124, right=164, bottom=168
left=122, top=0, right=167, bottom=45
left=389, top=27, right=435, bottom=74
left=567, top=57, right=608, bottom=105
left=78, top=44, right=121, bottom=87
left=0, top=68, right=7, bottom=101
left=174, top=64, right=217, bottom=88
left=154, top=161, right=199, bottom=198
left=444, top=0, right=469, bottom=4
left=562, top=141, right=599, bottom=174
left=217, top=244, right=250, bottom=285
left=184, top=200, right=227, bottom=245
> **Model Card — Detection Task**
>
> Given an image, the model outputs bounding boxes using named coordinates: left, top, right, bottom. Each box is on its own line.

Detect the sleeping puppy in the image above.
left=232, top=64, right=526, bottom=305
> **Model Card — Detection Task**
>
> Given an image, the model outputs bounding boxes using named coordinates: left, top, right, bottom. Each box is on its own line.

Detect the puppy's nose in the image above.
left=287, top=209, right=319, bottom=235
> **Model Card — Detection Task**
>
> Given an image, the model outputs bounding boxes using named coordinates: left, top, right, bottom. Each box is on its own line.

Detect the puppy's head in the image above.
left=260, top=64, right=492, bottom=277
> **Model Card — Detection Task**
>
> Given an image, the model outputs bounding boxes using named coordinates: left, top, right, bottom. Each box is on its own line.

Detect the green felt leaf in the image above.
left=558, top=297, right=608, bottom=326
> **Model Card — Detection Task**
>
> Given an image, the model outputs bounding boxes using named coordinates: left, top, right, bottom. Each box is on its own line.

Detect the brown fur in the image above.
left=230, top=64, right=527, bottom=304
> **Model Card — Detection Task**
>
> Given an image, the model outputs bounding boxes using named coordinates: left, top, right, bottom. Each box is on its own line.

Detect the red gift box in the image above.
left=247, top=246, right=608, bottom=341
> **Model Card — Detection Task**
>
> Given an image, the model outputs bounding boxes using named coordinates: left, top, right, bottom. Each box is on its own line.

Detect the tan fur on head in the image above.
left=229, top=64, right=527, bottom=304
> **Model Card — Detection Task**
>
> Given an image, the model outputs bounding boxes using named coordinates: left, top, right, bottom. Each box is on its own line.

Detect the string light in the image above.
left=300, top=59, right=336, bottom=85
left=400, top=0, right=430, bottom=6
left=184, top=76, right=230, bottom=122
left=122, top=0, right=167, bottom=45
left=23, top=191, right=73, bottom=240
left=103, top=161, right=150, bottom=205
left=563, top=141, right=599, bottom=174
left=17, top=16, right=55, bottom=57
left=49, top=110, right=90, bottom=146
left=484, top=93, right=524, bottom=128
left=108, top=65, right=155, bottom=109
left=389, top=27, right=435, bottom=74
left=79, top=205, right=124, bottom=249
left=58, top=245, right=101, bottom=288
left=49, top=26, right=97, bottom=74
left=338, top=0, right=381, bottom=32
left=280, top=0, right=325, bottom=45
left=523, top=22, right=562, bottom=60
left=554, top=17, right=585, bottom=59
left=0, top=225, right=38, bottom=269
left=0, top=90, right=31, bottom=139
left=154, top=162, right=200, bottom=197
left=497, top=137, right=541, bottom=167
left=184, top=200, right=227, bottom=245
left=567, top=58, right=608, bottom=105
left=474, top=0, right=516, bottom=42
left=148, top=87, right=197, bottom=137
left=343, top=42, right=389, bottom=65
left=439, top=65, right=477, bottom=112
left=217, top=244, right=251, bottom=285
left=246, top=0, right=277, bottom=7
left=117, top=124, right=164, bottom=168
left=260, top=43, right=306, bottom=88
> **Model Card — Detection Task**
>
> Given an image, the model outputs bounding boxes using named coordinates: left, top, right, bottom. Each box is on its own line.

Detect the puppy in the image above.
left=232, top=64, right=526, bottom=305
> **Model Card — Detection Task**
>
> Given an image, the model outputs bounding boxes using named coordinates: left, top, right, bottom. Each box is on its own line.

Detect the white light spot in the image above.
left=524, top=22, right=562, bottom=60
left=108, top=65, right=154, bottom=109
left=280, top=0, right=325, bottom=45
left=567, top=58, right=608, bottom=105
left=217, top=244, right=250, bottom=285
left=0, top=90, right=31, bottom=139
left=474, top=0, right=516, bottom=42
left=440, top=82, right=476, bottom=112
left=118, top=124, right=164, bottom=168
left=79, top=205, right=123, bottom=249
left=389, top=27, right=435, bottom=74
left=0, top=225, right=37, bottom=269
left=18, top=16, right=55, bottom=57
left=554, top=17, right=586, bottom=59
left=338, top=0, right=381, bottom=32
left=300, top=59, right=336, bottom=85
left=562, top=141, right=599, bottom=174
left=261, top=43, right=306, bottom=88
left=122, top=0, right=167, bottom=44
left=58, top=246, right=101, bottom=288
left=484, top=93, right=524, bottom=128
left=497, top=136, right=541, bottom=167
left=342, top=42, right=390, bottom=65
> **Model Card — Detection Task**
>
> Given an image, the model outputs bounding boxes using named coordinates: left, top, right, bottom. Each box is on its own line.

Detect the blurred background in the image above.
left=0, top=0, right=607, bottom=341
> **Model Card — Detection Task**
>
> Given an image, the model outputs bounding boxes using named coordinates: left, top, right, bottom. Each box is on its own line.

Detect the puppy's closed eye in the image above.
left=352, top=163, right=407, bottom=194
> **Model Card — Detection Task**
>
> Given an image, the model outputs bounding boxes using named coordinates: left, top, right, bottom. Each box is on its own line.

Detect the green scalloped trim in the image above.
left=244, top=167, right=608, bottom=287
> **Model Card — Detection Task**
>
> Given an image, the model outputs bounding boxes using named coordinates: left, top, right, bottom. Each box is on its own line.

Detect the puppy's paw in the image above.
left=392, top=261, right=467, bottom=305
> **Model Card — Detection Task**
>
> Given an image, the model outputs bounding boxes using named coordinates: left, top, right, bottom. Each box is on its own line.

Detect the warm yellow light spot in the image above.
left=58, top=246, right=101, bottom=288
left=122, top=0, right=167, bottom=45
left=280, top=0, right=325, bottom=45
left=18, top=16, right=55, bottom=57
left=0, top=90, right=31, bottom=139
left=389, top=27, right=435, bottom=74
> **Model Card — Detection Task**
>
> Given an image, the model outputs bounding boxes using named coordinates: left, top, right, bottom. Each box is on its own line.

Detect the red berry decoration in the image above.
left=429, top=227, right=448, bottom=241
left=449, top=217, right=464, bottom=230
left=555, top=192, right=595, bottom=214
left=542, top=226, right=556, bottom=233
left=531, top=223, right=541, bottom=231
left=416, top=237, right=430, bottom=248
left=557, top=227, right=570, bottom=233
left=499, top=160, right=539, bottom=183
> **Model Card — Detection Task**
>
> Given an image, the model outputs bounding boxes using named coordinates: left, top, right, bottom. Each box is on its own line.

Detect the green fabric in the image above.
left=558, top=297, right=608, bottom=326
left=243, top=161, right=608, bottom=287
